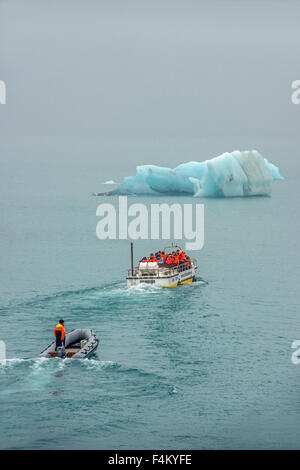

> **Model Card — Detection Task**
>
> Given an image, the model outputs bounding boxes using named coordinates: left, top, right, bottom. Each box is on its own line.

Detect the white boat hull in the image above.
left=127, top=264, right=197, bottom=288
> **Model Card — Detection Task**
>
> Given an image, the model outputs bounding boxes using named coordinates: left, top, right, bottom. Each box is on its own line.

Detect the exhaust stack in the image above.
left=131, top=242, right=134, bottom=276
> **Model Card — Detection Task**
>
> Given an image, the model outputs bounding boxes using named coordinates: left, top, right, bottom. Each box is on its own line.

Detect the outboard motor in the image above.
left=56, top=345, right=66, bottom=358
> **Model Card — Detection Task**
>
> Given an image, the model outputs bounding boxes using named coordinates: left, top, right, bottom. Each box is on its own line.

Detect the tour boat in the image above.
left=126, top=243, right=197, bottom=288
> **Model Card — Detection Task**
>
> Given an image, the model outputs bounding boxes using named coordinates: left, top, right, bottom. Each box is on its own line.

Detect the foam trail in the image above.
left=108, top=150, right=283, bottom=198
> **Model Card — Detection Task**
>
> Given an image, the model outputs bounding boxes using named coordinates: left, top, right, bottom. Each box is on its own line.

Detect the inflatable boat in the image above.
left=40, top=329, right=99, bottom=359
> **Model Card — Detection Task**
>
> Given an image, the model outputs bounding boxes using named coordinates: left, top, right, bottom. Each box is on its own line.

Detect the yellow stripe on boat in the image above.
left=181, top=278, right=193, bottom=284
left=163, top=278, right=193, bottom=288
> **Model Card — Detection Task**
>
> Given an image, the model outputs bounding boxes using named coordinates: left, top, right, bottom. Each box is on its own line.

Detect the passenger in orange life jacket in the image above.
left=147, top=253, right=157, bottom=262
left=170, top=250, right=179, bottom=265
left=166, top=255, right=173, bottom=265
left=168, top=255, right=177, bottom=266
left=156, top=252, right=164, bottom=264
left=159, top=251, right=167, bottom=265
left=54, top=319, right=65, bottom=350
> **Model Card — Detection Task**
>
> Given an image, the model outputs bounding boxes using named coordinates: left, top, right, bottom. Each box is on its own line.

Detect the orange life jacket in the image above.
left=54, top=323, right=65, bottom=341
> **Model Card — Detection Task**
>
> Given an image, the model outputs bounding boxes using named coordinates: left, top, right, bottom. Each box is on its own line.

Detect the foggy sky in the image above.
left=1, top=0, right=300, bottom=142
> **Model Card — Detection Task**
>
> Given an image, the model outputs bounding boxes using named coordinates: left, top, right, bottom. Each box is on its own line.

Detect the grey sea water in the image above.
left=0, top=140, right=299, bottom=450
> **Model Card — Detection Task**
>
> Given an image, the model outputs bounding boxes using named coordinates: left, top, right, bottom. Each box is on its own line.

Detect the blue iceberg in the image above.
left=110, top=150, right=283, bottom=197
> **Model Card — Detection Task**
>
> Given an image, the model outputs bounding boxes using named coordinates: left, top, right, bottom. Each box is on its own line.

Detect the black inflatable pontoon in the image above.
left=40, top=329, right=99, bottom=359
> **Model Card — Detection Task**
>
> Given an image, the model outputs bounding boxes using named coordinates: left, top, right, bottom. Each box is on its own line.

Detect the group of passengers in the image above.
left=139, top=250, right=191, bottom=268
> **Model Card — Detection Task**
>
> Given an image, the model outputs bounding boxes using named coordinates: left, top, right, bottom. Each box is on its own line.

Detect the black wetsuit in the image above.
left=55, top=331, right=65, bottom=350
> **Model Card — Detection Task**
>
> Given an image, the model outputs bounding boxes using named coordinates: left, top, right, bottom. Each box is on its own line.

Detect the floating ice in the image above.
left=103, top=180, right=118, bottom=184
left=110, top=150, right=283, bottom=198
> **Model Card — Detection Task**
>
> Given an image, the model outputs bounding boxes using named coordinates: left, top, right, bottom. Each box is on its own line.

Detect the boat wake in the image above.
left=0, top=356, right=109, bottom=369
left=1, top=276, right=207, bottom=313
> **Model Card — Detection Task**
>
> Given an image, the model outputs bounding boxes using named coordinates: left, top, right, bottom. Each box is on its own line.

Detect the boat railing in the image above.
left=127, top=260, right=197, bottom=278
left=127, top=266, right=176, bottom=277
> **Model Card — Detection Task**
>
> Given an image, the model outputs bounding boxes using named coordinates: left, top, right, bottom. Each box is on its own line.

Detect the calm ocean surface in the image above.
left=0, top=148, right=299, bottom=449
